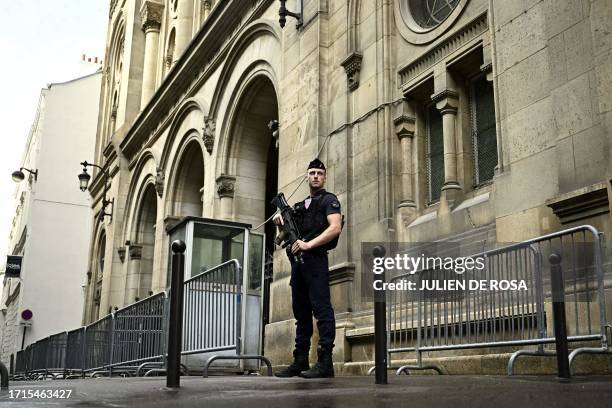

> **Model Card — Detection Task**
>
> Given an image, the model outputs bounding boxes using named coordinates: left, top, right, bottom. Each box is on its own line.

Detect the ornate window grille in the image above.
left=427, top=105, right=444, bottom=203
left=470, top=74, right=497, bottom=186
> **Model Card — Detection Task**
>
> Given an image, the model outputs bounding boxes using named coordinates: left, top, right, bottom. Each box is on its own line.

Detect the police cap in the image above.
left=307, top=158, right=326, bottom=171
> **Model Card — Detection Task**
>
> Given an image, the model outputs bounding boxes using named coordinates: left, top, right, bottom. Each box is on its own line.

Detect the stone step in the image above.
left=337, top=352, right=612, bottom=376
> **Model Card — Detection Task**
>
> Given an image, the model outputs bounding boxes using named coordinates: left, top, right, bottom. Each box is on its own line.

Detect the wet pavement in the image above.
left=1, top=375, right=611, bottom=408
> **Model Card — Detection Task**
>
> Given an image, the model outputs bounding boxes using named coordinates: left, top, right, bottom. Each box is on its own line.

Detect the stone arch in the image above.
left=164, top=136, right=206, bottom=219
left=121, top=149, right=161, bottom=302
left=87, top=225, right=107, bottom=322
left=166, top=138, right=204, bottom=218
left=215, top=69, right=280, bottom=238
left=125, top=180, right=158, bottom=303
left=348, top=0, right=362, bottom=51
left=209, top=19, right=281, bottom=265
left=208, top=19, right=281, bottom=118
left=123, top=149, right=158, bottom=236
left=160, top=97, right=208, bottom=171
left=103, top=13, right=126, bottom=142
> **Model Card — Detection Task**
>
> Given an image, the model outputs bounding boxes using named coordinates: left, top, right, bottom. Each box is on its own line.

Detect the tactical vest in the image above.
left=293, top=192, right=342, bottom=251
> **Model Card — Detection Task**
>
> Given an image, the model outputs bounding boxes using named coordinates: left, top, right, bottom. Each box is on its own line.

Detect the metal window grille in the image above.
left=427, top=105, right=444, bottom=203
left=470, top=75, right=498, bottom=186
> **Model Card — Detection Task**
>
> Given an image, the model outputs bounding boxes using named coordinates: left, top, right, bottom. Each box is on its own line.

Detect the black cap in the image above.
left=307, top=158, right=326, bottom=171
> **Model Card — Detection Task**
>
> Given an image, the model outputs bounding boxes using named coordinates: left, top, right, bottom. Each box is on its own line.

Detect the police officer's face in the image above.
left=307, top=168, right=326, bottom=189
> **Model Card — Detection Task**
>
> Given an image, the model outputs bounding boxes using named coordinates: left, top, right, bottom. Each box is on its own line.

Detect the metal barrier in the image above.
left=181, top=259, right=270, bottom=376
left=84, top=315, right=113, bottom=373
left=378, top=225, right=609, bottom=376
left=65, top=327, right=86, bottom=375
left=9, top=257, right=269, bottom=380
left=111, top=292, right=167, bottom=369
left=183, top=260, right=241, bottom=356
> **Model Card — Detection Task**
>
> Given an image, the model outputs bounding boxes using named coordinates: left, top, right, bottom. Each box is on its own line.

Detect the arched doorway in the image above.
left=90, top=231, right=105, bottom=322
left=172, top=141, right=205, bottom=217
left=226, top=76, right=279, bottom=336
left=126, top=184, right=157, bottom=303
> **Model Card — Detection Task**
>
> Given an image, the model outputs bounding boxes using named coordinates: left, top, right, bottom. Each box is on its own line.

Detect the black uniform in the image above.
left=288, top=189, right=341, bottom=353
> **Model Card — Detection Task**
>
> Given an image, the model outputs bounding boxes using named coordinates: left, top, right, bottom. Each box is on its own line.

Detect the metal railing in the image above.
left=110, top=292, right=167, bottom=368
left=183, top=260, right=241, bottom=356
left=65, top=327, right=86, bottom=375
left=11, top=257, right=271, bottom=380
left=377, top=225, right=610, bottom=375
left=84, top=314, right=113, bottom=373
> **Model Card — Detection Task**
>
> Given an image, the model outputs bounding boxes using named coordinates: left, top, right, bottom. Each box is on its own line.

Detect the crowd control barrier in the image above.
left=12, top=216, right=270, bottom=379
left=372, top=225, right=610, bottom=376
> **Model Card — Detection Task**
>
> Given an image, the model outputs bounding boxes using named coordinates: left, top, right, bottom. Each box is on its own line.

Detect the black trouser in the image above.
left=289, top=250, right=336, bottom=353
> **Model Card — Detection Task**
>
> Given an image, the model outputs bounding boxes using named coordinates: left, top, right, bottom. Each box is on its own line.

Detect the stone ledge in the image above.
left=337, top=352, right=612, bottom=376
left=546, top=182, right=609, bottom=224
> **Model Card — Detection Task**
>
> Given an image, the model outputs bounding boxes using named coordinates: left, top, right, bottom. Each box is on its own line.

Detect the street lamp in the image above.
left=278, top=0, right=303, bottom=29
left=78, top=161, right=113, bottom=221
left=11, top=167, right=38, bottom=183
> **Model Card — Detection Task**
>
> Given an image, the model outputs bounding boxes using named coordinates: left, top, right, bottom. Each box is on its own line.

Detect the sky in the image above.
left=0, top=1, right=108, bottom=268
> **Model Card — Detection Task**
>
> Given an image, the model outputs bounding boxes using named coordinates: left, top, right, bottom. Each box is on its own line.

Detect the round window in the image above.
left=408, top=0, right=460, bottom=29
left=395, top=0, right=469, bottom=45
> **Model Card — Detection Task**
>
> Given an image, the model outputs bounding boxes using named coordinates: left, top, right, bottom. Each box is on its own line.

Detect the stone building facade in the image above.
left=1, top=72, right=101, bottom=369
left=84, top=0, right=611, bottom=371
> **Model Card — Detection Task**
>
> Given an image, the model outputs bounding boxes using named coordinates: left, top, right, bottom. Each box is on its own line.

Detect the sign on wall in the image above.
left=5, top=255, right=22, bottom=278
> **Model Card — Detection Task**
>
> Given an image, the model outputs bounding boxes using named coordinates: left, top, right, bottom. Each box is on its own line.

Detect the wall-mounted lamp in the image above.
left=279, top=0, right=303, bottom=29
left=11, top=167, right=38, bottom=183
left=78, top=161, right=113, bottom=222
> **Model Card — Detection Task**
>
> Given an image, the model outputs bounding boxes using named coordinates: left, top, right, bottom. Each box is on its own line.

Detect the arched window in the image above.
left=165, top=28, right=176, bottom=73
left=98, top=234, right=106, bottom=279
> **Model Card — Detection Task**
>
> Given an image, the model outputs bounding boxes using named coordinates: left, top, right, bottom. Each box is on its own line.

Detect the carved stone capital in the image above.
left=432, top=89, right=459, bottom=114
left=203, top=117, right=216, bottom=154
left=393, top=114, right=416, bottom=140
left=118, top=247, right=126, bottom=263
left=340, top=51, right=363, bottom=92
left=155, top=167, right=164, bottom=197
left=140, top=1, right=164, bottom=32
left=216, top=174, right=236, bottom=198
left=129, top=245, right=143, bottom=260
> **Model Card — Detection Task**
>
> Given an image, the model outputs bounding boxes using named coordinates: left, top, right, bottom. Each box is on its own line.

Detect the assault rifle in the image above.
left=271, top=192, right=304, bottom=264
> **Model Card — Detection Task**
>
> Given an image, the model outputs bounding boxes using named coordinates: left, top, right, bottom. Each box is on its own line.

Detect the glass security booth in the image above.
left=167, top=217, right=265, bottom=373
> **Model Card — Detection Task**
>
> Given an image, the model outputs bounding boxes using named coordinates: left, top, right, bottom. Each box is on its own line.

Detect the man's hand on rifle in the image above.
left=291, top=239, right=312, bottom=254
left=273, top=212, right=284, bottom=226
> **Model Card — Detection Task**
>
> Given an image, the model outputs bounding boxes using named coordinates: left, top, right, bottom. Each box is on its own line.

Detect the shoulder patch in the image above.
left=331, top=201, right=340, bottom=209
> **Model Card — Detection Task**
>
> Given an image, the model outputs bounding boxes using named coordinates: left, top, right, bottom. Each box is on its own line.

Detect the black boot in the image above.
left=275, top=350, right=310, bottom=377
left=299, top=345, right=334, bottom=378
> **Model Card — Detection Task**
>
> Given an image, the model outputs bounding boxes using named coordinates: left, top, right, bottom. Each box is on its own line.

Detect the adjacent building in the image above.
left=0, top=72, right=102, bottom=370
left=82, top=0, right=610, bottom=372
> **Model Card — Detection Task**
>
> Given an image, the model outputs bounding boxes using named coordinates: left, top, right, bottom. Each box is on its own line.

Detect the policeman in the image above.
left=274, top=158, right=342, bottom=379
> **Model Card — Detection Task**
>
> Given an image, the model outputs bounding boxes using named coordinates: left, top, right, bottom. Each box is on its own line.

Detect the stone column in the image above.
left=394, top=114, right=417, bottom=209
left=216, top=175, right=235, bottom=220
left=175, top=0, right=194, bottom=62
left=433, top=90, right=462, bottom=208
left=140, top=1, right=164, bottom=106
left=126, top=245, right=143, bottom=304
